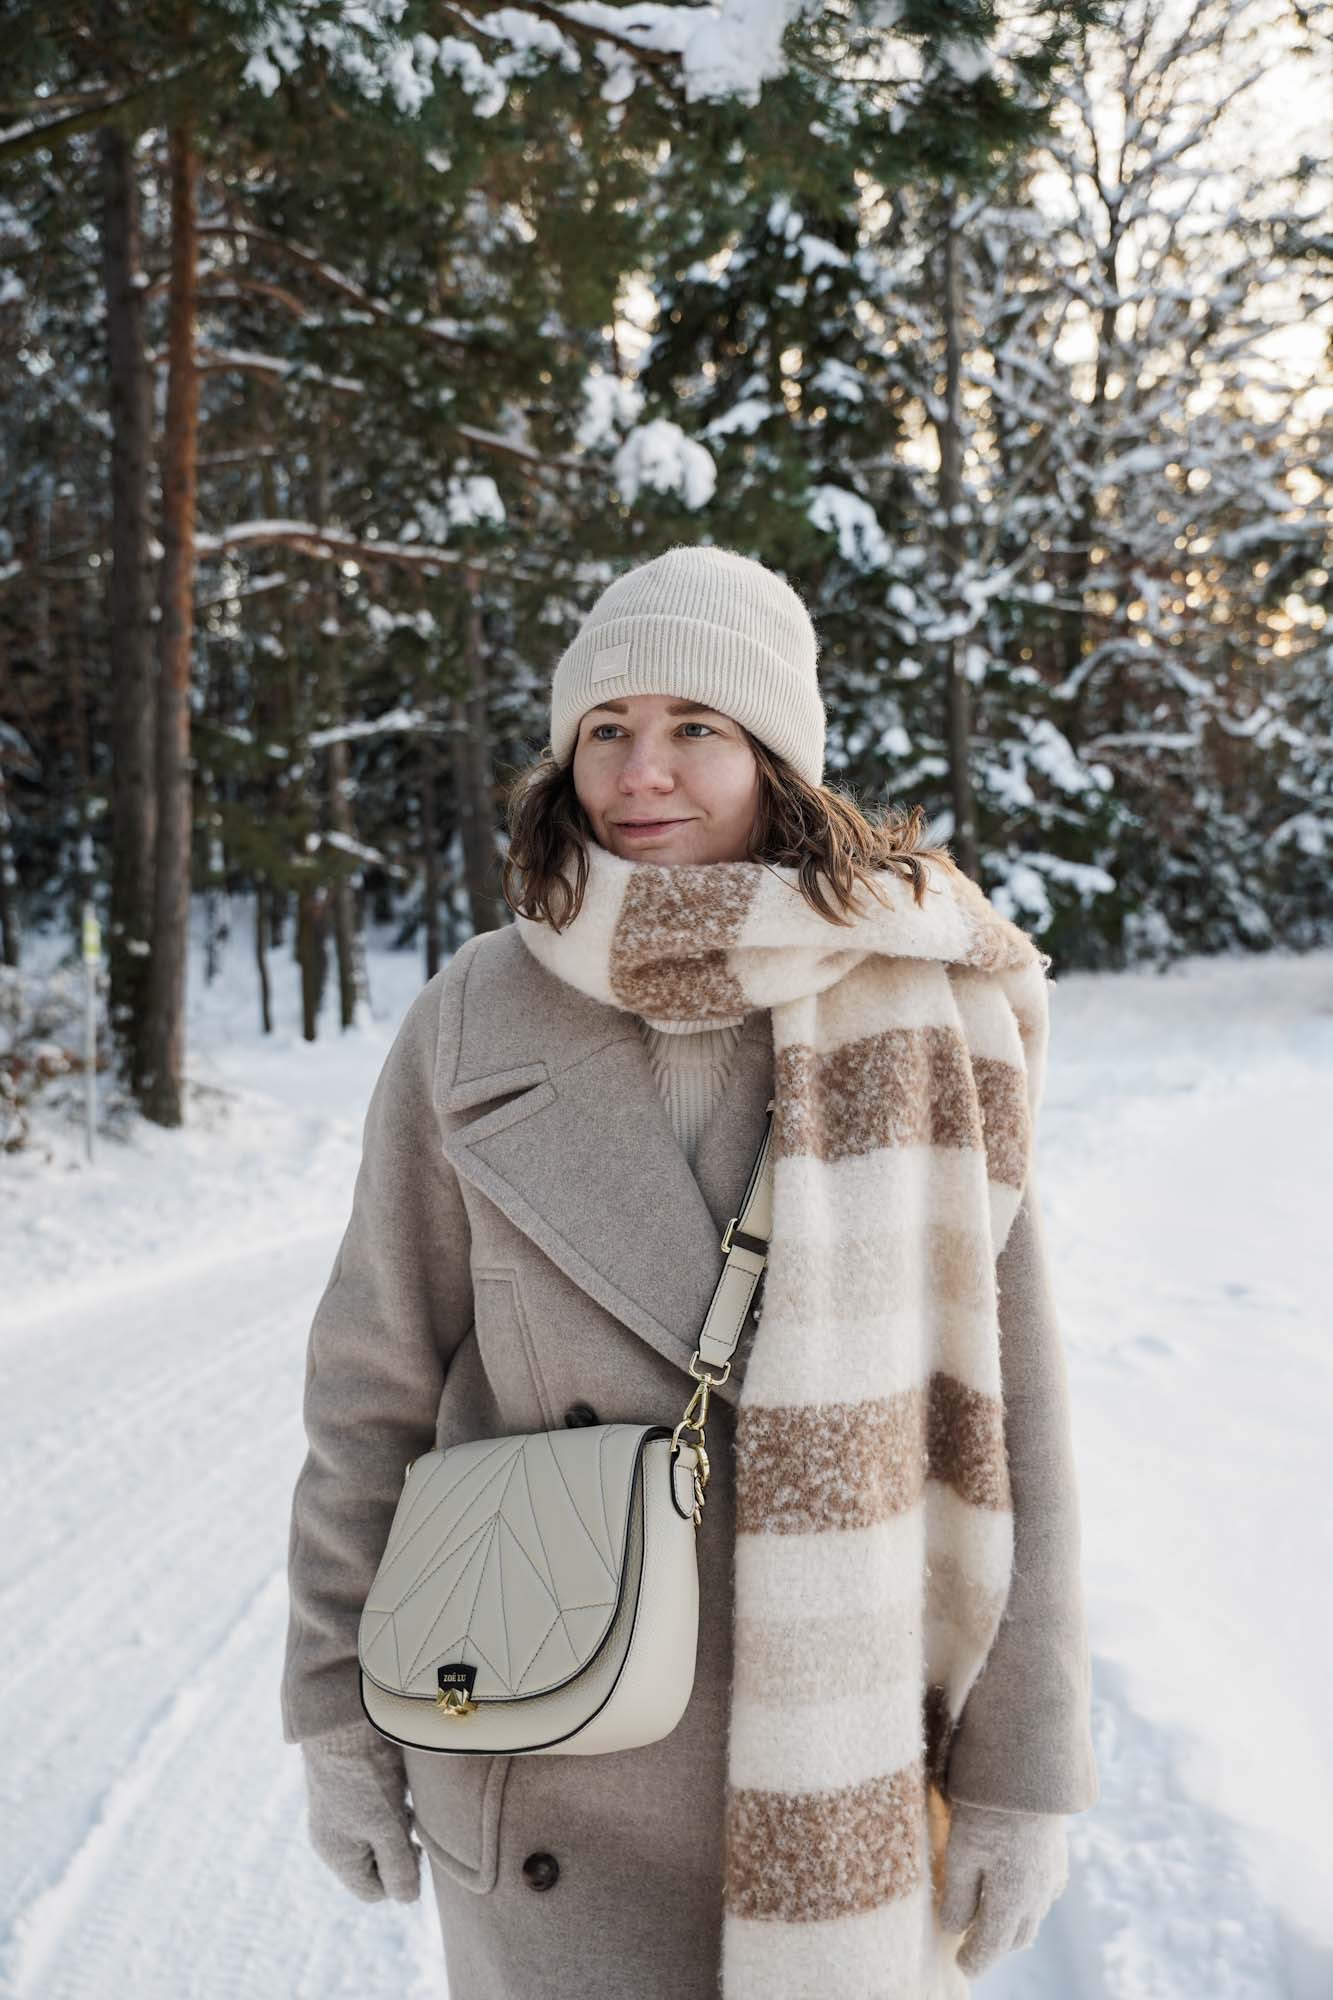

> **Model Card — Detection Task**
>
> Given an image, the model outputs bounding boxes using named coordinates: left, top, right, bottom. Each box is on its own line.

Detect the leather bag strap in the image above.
left=694, top=1095, right=776, bottom=1374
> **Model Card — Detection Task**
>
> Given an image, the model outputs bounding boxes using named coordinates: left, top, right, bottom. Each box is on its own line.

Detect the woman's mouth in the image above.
left=615, top=818, right=691, bottom=839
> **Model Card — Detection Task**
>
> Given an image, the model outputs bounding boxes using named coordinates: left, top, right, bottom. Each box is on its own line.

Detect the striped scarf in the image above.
left=514, top=837, right=1052, bottom=1999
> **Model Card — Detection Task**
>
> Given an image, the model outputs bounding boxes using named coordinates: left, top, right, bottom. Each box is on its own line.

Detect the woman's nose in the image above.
left=619, top=749, right=677, bottom=785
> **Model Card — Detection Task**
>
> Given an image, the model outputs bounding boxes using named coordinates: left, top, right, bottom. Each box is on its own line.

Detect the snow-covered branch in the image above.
left=195, top=520, right=504, bottom=578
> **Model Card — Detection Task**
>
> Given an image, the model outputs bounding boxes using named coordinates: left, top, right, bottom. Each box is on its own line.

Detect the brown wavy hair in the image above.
left=499, top=726, right=962, bottom=932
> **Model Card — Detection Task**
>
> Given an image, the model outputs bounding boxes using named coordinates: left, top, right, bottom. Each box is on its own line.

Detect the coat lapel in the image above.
left=439, top=927, right=774, bottom=1410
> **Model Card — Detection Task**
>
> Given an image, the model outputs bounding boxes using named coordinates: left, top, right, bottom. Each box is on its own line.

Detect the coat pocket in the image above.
left=471, top=1266, right=556, bottom=1429
left=404, top=1746, right=512, bottom=1894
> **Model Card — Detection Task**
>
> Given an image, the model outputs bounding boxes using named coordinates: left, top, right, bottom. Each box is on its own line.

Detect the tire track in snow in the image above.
left=4, top=1568, right=285, bottom=1998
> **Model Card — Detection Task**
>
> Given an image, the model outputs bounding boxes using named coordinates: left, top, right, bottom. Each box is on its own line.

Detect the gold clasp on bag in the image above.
left=435, top=1687, right=478, bottom=1716
left=670, top=1354, right=729, bottom=1526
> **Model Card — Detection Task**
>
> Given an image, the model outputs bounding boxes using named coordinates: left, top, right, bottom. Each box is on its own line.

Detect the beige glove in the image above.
left=300, top=1718, right=421, bottom=1903
left=939, top=1799, right=1069, bottom=1976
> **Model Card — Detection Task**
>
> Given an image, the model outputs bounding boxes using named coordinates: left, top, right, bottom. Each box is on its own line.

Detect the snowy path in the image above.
left=2, top=928, right=1330, bottom=1998
left=1, top=1236, right=449, bottom=2000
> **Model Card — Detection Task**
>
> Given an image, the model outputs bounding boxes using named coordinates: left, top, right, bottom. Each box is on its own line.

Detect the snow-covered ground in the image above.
left=2, top=904, right=1330, bottom=1999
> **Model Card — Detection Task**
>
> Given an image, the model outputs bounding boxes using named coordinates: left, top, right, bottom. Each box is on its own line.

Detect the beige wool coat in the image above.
left=280, top=920, right=1099, bottom=1999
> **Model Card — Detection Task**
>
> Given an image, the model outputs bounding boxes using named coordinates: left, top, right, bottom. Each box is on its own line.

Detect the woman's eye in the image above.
left=589, top=723, right=714, bottom=741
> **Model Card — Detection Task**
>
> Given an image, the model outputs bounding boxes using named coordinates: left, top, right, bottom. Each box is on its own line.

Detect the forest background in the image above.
left=1, top=0, right=1329, bottom=1137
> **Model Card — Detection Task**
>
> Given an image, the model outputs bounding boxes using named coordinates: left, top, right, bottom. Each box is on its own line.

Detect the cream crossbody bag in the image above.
left=357, top=1097, right=776, bottom=1758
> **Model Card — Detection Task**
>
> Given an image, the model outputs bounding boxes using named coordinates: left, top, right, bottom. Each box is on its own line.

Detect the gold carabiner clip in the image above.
left=670, top=1353, right=727, bottom=1524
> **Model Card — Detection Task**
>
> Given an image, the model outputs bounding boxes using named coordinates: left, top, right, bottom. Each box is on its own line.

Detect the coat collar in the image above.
left=439, top=924, right=773, bottom=1409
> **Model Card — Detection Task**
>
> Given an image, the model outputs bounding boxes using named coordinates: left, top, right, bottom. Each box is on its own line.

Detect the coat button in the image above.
left=522, top=1850, right=560, bottom=1890
left=563, top=1402, right=599, bottom=1427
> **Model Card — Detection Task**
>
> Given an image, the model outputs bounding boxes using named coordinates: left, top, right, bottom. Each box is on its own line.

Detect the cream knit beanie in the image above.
left=547, top=544, right=826, bottom=788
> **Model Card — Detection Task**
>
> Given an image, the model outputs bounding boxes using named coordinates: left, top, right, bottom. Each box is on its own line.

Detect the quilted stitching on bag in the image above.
left=359, top=1425, right=646, bottom=1701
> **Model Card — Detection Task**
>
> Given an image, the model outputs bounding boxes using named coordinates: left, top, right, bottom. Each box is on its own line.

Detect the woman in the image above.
left=280, top=545, right=1098, bottom=1999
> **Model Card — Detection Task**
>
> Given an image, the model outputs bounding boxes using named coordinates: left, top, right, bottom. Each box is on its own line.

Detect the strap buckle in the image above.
left=721, top=1215, right=766, bottom=1259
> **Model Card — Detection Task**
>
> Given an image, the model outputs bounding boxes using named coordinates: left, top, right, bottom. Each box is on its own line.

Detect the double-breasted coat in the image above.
left=280, top=920, right=1098, bottom=2000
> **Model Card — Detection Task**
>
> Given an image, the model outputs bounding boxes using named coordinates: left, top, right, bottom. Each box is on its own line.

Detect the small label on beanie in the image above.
left=590, top=640, right=632, bottom=682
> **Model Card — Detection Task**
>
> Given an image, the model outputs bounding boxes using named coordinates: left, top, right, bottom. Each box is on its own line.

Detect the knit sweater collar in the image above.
left=637, top=1008, right=750, bottom=1035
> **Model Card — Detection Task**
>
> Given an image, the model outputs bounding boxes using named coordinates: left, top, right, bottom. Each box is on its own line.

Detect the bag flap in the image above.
left=359, top=1422, right=662, bottom=1704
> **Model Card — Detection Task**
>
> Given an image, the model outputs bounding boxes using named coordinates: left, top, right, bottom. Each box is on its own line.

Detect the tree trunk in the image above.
left=201, top=636, right=229, bottom=985
left=255, top=879, right=272, bottom=1035
left=312, top=434, right=366, bottom=1028
left=0, top=758, right=24, bottom=967
left=255, top=385, right=288, bottom=967
left=1059, top=232, right=1122, bottom=713
left=140, top=123, right=200, bottom=1126
left=298, top=882, right=329, bottom=1041
left=421, top=724, right=442, bottom=980
left=453, top=567, right=504, bottom=935
left=327, top=740, right=364, bottom=1026
left=97, top=119, right=158, bottom=1084
left=939, top=187, right=978, bottom=884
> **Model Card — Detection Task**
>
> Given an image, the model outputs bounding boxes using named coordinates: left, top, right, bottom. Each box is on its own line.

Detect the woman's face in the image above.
left=571, top=692, right=760, bottom=864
